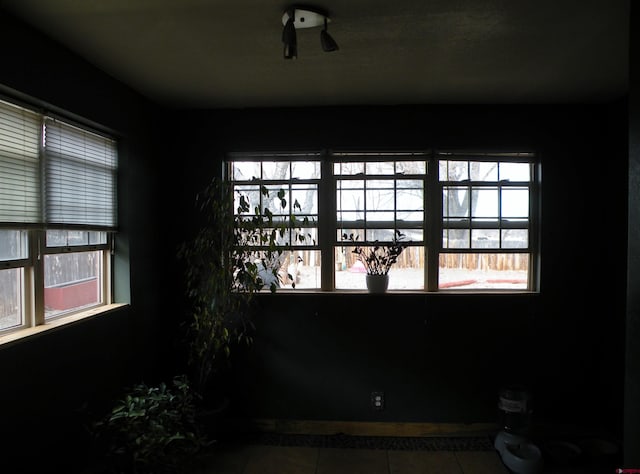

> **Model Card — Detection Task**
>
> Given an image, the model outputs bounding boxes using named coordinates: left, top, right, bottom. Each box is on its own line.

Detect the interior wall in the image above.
left=626, top=0, right=640, bottom=465
left=0, top=5, right=630, bottom=470
left=171, top=103, right=628, bottom=437
left=0, top=11, right=166, bottom=472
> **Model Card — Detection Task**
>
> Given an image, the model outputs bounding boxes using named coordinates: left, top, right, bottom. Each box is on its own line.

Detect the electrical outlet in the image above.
left=371, top=391, right=384, bottom=411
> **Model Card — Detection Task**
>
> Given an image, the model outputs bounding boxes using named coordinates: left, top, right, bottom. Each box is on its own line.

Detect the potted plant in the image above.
left=343, top=230, right=408, bottom=293
left=89, top=375, right=210, bottom=474
left=177, top=177, right=311, bottom=401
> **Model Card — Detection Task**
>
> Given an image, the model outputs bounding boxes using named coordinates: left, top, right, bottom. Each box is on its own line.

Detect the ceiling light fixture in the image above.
left=320, top=17, right=339, bottom=52
left=282, top=7, right=297, bottom=59
left=281, top=5, right=339, bottom=59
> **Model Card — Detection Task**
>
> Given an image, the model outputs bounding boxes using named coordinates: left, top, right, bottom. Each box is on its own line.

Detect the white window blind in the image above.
left=44, top=118, right=117, bottom=228
left=0, top=100, right=41, bottom=224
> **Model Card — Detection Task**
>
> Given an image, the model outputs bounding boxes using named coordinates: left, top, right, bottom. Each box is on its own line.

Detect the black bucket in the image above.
left=498, top=385, right=532, bottom=435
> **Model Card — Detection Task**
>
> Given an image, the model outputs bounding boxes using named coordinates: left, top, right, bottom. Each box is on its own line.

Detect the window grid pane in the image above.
left=336, top=157, right=426, bottom=246
left=439, top=253, right=529, bottom=290
left=229, top=155, right=322, bottom=290
left=440, top=157, right=532, bottom=252
left=44, top=250, right=103, bottom=320
left=0, top=267, right=24, bottom=331
left=228, top=150, right=536, bottom=292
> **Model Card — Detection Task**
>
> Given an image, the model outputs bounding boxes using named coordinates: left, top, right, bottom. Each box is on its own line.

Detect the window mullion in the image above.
left=103, top=245, right=111, bottom=305
left=320, top=154, right=334, bottom=291
left=426, top=153, right=439, bottom=291
left=31, top=230, right=45, bottom=326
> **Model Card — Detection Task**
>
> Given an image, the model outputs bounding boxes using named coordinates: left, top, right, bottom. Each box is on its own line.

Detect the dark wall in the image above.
left=171, top=103, right=628, bottom=436
left=626, top=0, right=640, bottom=465
left=0, top=6, right=630, bottom=471
left=0, top=11, right=168, bottom=473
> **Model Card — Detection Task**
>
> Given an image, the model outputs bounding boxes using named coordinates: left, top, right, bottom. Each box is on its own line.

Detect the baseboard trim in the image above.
left=231, top=419, right=499, bottom=438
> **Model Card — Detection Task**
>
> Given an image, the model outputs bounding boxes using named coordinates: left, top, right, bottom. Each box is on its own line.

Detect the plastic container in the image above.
left=498, top=385, right=532, bottom=435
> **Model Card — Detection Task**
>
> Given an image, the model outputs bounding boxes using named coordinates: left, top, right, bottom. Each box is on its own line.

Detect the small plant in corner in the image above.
left=343, top=230, right=408, bottom=275
left=91, top=375, right=211, bottom=474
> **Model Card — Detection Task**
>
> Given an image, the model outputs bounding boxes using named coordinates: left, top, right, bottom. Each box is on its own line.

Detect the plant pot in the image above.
left=366, top=274, right=389, bottom=293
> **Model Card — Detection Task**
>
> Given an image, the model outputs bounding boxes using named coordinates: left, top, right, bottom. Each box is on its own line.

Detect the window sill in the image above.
left=0, top=303, right=129, bottom=348
left=258, top=289, right=538, bottom=295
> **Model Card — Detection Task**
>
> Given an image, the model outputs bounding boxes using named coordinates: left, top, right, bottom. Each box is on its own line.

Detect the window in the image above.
left=0, top=98, right=117, bottom=335
left=437, top=152, right=536, bottom=290
left=229, top=152, right=322, bottom=289
left=227, top=150, right=538, bottom=292
left=334, top=152, right=427, bottom=290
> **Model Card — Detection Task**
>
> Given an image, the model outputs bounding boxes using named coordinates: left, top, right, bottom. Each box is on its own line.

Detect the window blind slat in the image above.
left=0, top=100, right=42, bottom=223
left=44, top=118, right=117, bottom=228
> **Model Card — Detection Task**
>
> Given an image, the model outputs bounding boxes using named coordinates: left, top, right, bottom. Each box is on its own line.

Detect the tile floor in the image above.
left=193, top=443, right=510, bottom=474
left=192, top=440, right=620, bottom=474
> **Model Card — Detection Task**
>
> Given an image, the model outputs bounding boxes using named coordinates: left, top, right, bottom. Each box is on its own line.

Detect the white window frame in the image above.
left=226, top=149, right=539, bottom=293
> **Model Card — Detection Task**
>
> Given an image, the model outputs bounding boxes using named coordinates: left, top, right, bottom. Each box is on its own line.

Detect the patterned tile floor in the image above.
left=193, top=443, right=511, bottom=474
left=191, top=439, right=622, bottom=474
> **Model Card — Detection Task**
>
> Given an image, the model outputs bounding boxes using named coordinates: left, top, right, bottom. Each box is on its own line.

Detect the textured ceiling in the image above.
left=0, top=0, right=630, bottom=109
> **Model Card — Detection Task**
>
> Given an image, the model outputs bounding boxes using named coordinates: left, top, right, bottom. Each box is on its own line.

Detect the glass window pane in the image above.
left=365, top=229, right=401, bottom=241
left=470, top=162, right=498, bottom=181
left=367, top=179, right=394, bottom=190
left=262, top=161, right=291, bottom=180
left=337, top=189, right=364, bottom=212
left=471, top=229, right=500, bottom=248
left=263, top=185, right=290, bottom=215
left=335, top=246, right=424, bottom=290
left=258, top=227, right=289, bottom=246
left=396, top=210, right=424, bottom=221
left=88, top=231, right=107, bottom=245
left=292, top=185, right=317, bottom=215
left=472, top=187, right=498, bottom=218
left=0, top=230, right=28, bottom=261
left=396, top=178, right=424, bottom=193
left=291, top=161, right=321, bottom=179
left=365, top=211, right=394, bottom=222
left=234, top=185, right=260, bottom=215
left=396, top=161, right=426, bottom=175
left=439, top=161, right=468, bottom=181
left=443, top=229, right=470, bottom=248
left=401, top=229, right=423, bottom=241
left=232, top=161, right=260, bottom=181
left=337, top=211, right=361, bottom=222
left=396, top=180, right=424, bottom=212
left=338, top=229, right=365, bottom=242
left=500, top=162, right=530, bottom=181
left=366, top=162, right=394, bottom=175
left=46, top=230, right=68, bottom=246
left=46, top=230, right=93, bottom=247
left=443, top=187, right=469, bottom=218
left=0, top=267, right=23, bottom=330
left=280, top=250, right=321, bottom=289
left=337, top=179, right=364, bottom=190
left=439, top=253, right=529, bottom=290
left=502, top=188, right=529, bottom=218
left=44, top=250, right=102, bottom=319
left=366, top=189, right=394, bottom=211
left=334, top=162, right=364, bottom=176
left=293, top=227, right=317, bottom=247
left=502, top=229, right=529, bottom=248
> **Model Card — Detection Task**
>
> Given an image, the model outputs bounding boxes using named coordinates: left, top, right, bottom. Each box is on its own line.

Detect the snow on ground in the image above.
left=284, top=266, right=528, bottom=290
